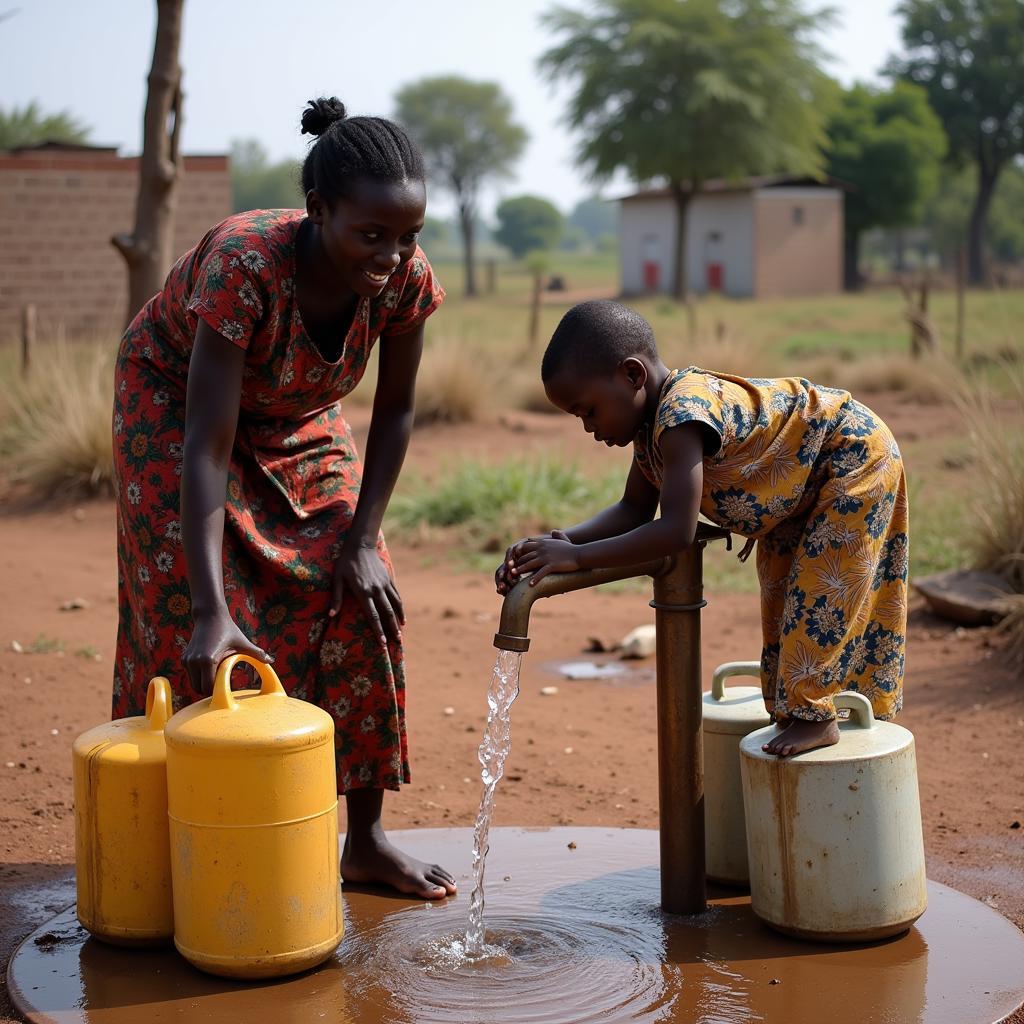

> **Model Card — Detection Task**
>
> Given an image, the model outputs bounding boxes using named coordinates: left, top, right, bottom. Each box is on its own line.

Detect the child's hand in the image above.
left=496, top=530, right=573, bottom=593
left=509, top=530, right=579, bottom=585
left=496, top=535, right=533, bottom=594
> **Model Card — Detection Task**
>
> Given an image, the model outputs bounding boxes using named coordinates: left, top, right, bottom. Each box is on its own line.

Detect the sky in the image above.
left=1, top=0, right=903, bottom=219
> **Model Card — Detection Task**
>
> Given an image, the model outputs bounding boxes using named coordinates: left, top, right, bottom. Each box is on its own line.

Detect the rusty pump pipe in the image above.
left=493, top=523, right=732, bottom=915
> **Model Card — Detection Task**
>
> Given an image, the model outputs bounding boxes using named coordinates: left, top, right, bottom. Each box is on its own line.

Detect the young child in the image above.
left=497, top=300, right=908, bottom=757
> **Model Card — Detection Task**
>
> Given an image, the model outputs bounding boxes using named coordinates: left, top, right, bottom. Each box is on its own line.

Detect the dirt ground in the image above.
left=1, top=395, right=1023, bottom=1023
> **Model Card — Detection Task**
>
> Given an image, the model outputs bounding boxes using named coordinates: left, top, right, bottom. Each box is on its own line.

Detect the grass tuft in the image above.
left=413, top=339, right=491, bottom=426
left=388, top=456, right=621, bottom=565
left=951, top=357, right=1024, bottom=589
left=0, top=339, right=115, bottom=499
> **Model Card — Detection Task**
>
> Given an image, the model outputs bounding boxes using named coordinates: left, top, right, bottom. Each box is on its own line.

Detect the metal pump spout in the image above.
left=492, top=523, right=732, bottom=915
left=493, top=558, right=671, bottom=653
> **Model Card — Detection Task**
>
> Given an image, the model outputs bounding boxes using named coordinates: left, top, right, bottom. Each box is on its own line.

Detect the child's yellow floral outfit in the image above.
left=634, top=368, right=908, bottom=723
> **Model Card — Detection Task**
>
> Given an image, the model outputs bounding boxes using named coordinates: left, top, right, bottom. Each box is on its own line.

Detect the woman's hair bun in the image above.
left=300, top=97, right=347, bottom=138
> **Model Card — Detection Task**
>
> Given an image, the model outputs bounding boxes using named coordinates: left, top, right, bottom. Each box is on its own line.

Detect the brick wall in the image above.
left=0, top=147, right=231, bottom=342
left=753, top=188, right=842, bottom=298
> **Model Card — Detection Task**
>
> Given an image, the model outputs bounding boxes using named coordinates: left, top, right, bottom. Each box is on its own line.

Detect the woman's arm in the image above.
left=510, top=423, right=705, bottom=581
left=180, top=320, right=272, bottom=694
left=328, top=324, right=424, bottom=641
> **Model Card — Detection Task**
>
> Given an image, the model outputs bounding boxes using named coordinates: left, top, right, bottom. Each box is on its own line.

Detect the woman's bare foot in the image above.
left=762, top=718, right=840, bottom=757
left=341, top=788, right=456, bottom=900
left=341, top=828, right=457, bottom=900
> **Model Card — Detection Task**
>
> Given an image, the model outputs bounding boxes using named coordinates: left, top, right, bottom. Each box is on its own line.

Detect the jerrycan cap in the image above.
left=165, top=654, right=333, bottom=752
left=703, top=662, right=771, bottom=736
left=740, top=691, right=913, bottom=764
left=72, top=676, right=174, bottom=765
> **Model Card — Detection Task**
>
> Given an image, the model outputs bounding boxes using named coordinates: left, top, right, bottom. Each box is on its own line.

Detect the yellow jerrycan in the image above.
left=72, top=676, right=175, bottom=945
left=165, top=654, right=343, bottom=979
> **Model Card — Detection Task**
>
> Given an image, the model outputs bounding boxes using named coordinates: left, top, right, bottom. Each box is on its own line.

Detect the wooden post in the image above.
left=21, top=303, right=36, bottom=377
left=528, top=270, right=543, bottom=349
left=486, top=258, right=497, bottom=295
left=955, top=247, right=966, bottom=360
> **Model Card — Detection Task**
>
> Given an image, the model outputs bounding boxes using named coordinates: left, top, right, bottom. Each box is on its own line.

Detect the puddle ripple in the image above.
left=339, top=909, right=680, bottom=1023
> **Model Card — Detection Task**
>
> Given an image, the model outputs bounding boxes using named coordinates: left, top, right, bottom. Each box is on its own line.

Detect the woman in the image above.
left=112, top=97, right=456, bottom=899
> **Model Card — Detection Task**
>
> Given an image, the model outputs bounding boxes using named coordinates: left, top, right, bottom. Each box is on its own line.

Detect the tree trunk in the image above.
left=669, top=182, right=695, bottom=302
left=843, top=228, right=862, bottom=291
left=967, top=155, right=1000, bottom=286
left=458, top=200, right=477, bottom=298
left=111, top=0, right=185, bottom=328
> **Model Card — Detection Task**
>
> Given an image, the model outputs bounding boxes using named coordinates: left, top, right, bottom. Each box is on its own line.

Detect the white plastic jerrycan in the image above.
left=740, top=691, right=927, bottom=942
left=703, top=661, right=770, bottom=886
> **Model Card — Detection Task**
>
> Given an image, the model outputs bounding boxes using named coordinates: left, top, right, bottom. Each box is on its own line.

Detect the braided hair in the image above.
left=299, top=97, right=425, bottom=205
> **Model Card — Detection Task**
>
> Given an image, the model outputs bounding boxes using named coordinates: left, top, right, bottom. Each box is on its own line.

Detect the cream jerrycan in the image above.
left=72, top=676, right=175, bottom=945
left=740, top=691, right=927, bottom=942
left=164, top=654, right=343, bottom=979
left=703, top=662, right=770, bottom=885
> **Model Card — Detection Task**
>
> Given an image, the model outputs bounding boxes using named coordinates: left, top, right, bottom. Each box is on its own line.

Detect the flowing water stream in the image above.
left=464, top=648, right=522, bottom=957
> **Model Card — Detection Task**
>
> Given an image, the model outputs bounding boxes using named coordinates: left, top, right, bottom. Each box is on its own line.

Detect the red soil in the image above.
left=1, top=397, right=1022, bottom=1023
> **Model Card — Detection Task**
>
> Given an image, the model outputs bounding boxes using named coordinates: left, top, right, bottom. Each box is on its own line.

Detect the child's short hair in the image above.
left=541, top=300, right=659, bottom=381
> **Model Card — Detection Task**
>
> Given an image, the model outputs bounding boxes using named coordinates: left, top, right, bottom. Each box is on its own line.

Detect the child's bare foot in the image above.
left=762, top=718, right=840, bottom=757
left=341, top=829, right=457, bottom=900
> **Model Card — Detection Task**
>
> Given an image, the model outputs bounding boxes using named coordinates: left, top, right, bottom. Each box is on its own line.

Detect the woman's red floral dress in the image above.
left=112, top=209, right=444, bottom=792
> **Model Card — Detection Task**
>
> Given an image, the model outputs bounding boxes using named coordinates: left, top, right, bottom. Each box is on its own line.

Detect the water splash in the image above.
left=464, top=648, right=522, bottom=956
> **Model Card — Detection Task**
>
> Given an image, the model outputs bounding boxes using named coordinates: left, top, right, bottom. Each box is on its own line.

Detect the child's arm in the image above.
left=510, top=423, right=704, bottom=584
left=496, top=456, right=659, bottom=593
left=561, top=456, right=661, bottom=543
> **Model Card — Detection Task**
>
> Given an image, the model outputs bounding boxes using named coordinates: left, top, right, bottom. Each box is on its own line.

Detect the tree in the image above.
left=395, top=76, right=527, bottom=297
left=922, top=160, right=1024, bottom=269
left=888, top=0, right=1024, bottom=284
left=230, top=139, right=300, bottom=212
left=568, top=196, right=616, bottom=242
left=0, top=102, right=89, bottom=150
left=495, top=195, right=564, bottom=258
left=826, top=82, right=946, bottom=289
left=540, top=0, right=833, bottom=300
left=111, top=0, right=185, bottom=327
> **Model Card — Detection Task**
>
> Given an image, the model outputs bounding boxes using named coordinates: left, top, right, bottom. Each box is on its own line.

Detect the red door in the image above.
left=706, top=262, right=724, bottom=291
left=643, top=260, right=660, bottom=291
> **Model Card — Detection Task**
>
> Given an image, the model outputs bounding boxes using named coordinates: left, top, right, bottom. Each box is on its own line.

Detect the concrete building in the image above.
left=0, top=142, right=231, bottom=341
left=618, top=175, right=844, bottom=299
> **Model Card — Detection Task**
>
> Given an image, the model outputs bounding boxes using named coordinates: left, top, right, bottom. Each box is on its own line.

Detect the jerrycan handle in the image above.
left=834, top=691, right=876, bottom=729
left=211, top=654, right=286, bottom=712
left=711, top=661, right=762, bottom=701
left=144, top=676, right=173, bottom=731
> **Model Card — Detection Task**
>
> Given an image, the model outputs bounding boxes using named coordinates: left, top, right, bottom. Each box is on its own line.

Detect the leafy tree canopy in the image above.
left=495, top=194, right=564, bottom=258
left=539, top=0, right=834, bottom=188
left=888, top=0, right=1024, bottom=172
left=229, top=139, right=301, bottom=213
left=0, top=102, right=89, bottom=150
left=826, top=81, right=946, bottom=235
left=568, top=196, right=617, bottom=241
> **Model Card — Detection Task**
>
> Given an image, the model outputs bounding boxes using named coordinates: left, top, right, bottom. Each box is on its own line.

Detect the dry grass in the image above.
left=0, top=339, right=116, bottom=499
left=412, top=337, right=492, bottom=426
left=797, top=352, right=947, bottom=403
left=993, top=594, right=1024, bottom=664
left=951, top=357, right=1024, bottom=589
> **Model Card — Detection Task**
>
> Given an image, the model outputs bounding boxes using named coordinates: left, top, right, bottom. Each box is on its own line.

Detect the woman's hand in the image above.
left=182, top=610, right=273, bottom=697
left=330, top=542, right=404, bottom=646
left=505, top=530, right=579, bottom=586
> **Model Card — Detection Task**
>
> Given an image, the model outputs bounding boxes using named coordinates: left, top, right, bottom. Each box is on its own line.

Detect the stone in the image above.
left=912, top=570, right=1015, bottom=627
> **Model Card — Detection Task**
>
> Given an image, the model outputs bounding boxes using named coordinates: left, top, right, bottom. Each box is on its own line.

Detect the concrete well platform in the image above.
left=8, top=827, right=1024, bottom=1024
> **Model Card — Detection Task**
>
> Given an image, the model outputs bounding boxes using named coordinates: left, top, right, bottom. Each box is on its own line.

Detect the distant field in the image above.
left=1, top=250, right=1020, bottom=591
